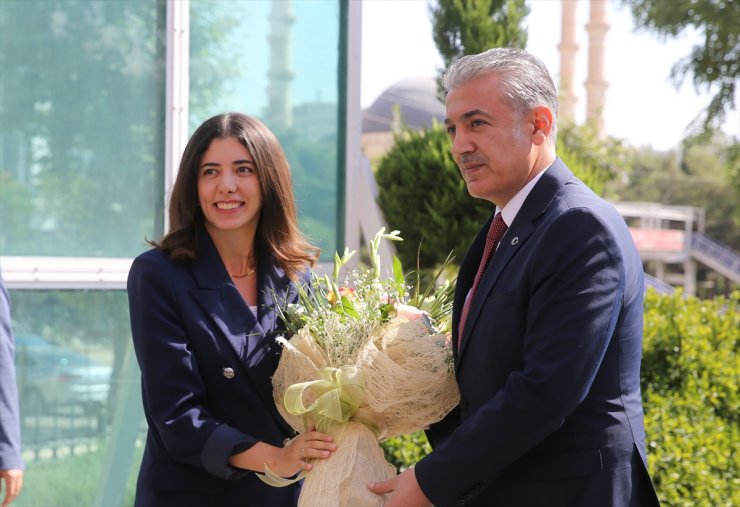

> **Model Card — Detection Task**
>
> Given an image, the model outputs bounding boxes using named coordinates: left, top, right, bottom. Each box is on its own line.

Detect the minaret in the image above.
left=585, top=0, right=609, bottom=136
left=266, top=0, right=294, bottom=130
left=558, top=0, right=579, bottom=124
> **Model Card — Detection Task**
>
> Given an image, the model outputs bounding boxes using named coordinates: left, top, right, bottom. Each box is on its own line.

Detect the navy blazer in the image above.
left=127, top=228, right=306, bottom=506
left=417, top=159, right=660, bottom=506
left=0, top=274, right=24, bottom=472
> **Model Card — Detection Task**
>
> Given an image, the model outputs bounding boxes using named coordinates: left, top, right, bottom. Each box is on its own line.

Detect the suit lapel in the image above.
left=453, top=213, right=492, bottom=364
left=456, top=159, right=573, bottom=364
left=189, top=230, right=258, bottom=362
left=187, top=228, right=293, bottom=409
left=457, top=219, right=531, bottom=359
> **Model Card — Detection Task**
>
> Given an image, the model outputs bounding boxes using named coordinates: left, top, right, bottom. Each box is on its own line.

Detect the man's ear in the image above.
left=530, top=106, right=553, bottom=145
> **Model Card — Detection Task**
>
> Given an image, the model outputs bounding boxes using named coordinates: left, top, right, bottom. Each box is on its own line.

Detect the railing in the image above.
left=644, top=273, right=674, bottom=294
left=21, top=404, right=107, bottom=462
left=691, top=234, right=740, bottom=283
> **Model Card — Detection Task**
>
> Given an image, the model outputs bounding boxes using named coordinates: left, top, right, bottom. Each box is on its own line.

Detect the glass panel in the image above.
left=189, top=0, right=342, bottom=259
left=0, top=0, right=166, bottom=258
left=9, top=288, right=142, bottom=507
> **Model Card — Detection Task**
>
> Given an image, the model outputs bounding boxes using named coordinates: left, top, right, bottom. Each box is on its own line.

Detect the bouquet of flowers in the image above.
left=261, top=229, right=459, bottom=507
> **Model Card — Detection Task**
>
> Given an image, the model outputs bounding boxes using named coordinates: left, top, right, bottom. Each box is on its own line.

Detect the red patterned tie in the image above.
left=458, top=212, right=508, bottom=352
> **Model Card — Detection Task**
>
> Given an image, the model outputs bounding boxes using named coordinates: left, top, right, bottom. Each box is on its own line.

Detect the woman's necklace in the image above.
left=229, top=266, right=257, bottom=279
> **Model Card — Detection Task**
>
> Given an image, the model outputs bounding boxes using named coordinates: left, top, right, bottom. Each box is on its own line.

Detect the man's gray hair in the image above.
left=442, top=47, right=559, bottom=141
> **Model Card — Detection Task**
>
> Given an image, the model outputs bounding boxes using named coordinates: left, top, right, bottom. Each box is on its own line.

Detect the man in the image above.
left=369, top=48, right=659, bottom=506
left=0, top=274, right=24, bottom=507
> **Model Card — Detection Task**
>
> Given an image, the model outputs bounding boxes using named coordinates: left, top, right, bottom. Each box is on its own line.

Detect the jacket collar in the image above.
left=188, top=223, right=295, bottom=392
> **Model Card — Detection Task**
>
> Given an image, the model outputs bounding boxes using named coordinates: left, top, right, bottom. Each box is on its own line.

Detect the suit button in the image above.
left=222, top=367, right=235, bottom=379
left=459, top=398, right=468, bottom=410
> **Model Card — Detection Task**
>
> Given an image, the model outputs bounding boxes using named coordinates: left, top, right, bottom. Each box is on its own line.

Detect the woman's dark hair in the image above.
left=149, top=112, right=319, bottom=279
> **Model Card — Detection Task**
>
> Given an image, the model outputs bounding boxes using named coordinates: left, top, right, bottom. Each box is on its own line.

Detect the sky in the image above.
left=361, top=0, right=739, bottom=151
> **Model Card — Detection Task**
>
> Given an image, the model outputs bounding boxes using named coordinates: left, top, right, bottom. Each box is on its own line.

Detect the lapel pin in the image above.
left=511, top=237, right=519, bottom=246
left=222, top=367, right=235, bottom=379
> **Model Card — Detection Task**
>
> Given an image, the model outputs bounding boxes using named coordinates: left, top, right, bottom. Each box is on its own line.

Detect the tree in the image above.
left=619, top=0, right=739, bottom=137
left=430, top=0, right=529, bottom=98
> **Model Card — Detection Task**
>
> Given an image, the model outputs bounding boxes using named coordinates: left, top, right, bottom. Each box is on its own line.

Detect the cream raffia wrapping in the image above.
left=271, top=317, right=460, bottom=507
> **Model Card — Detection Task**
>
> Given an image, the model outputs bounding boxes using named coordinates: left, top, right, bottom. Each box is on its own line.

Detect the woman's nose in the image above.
left=219, top=172, right=237, bottom=192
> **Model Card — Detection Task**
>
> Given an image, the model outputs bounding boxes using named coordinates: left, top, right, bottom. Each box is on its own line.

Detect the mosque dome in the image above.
left=362, top=77, right=445, bottom=133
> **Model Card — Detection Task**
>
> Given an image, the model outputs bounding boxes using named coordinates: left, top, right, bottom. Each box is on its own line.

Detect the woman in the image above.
left=127, top=112, right=335, bottom=506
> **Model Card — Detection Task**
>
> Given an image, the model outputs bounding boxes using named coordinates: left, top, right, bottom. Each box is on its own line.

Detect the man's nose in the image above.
left=451, top=130, right=473, bottom=157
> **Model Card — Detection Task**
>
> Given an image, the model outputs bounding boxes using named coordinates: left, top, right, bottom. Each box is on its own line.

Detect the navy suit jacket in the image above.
left=0, top=274, right=24, bottom=471
left=417, top=159, right=660, bottom=506
left=127, top=228, right=306, bottom=506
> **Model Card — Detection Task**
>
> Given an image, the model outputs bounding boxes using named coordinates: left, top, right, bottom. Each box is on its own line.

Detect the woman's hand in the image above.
left=229, top=426, right=336, bottom=477
left=270, top=427, right=336, bottom=477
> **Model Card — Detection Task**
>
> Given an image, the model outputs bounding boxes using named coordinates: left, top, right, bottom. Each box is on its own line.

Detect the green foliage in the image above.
left=14, top=442, right=142, bottom=507
left=374, top=122, right=492, bottom=271
left=431, top=0, right=529, bottom=98
left=15, top=450, right=103, bottom=507
left=381, top=430, right=432, bottom=472
left=642, top=289, right=739, bottom=505
left=556, top=121, right=629, bottom=196
left=380, top=291, right=740, bottom=505
left=619, top=0, right=739, bottom=136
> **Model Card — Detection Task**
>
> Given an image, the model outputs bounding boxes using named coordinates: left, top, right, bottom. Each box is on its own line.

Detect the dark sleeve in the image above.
left=0, top=275, right=24, bottom=470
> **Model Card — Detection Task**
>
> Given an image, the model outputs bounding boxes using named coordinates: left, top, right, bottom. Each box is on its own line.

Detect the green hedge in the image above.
left=382, top=290, right=739, bottom=506
left=641, top=289, right=738, bottom=506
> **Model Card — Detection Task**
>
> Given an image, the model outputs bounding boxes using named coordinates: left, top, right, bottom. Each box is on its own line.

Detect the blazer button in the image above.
left=459, top=398, right=468, bottom=410
left=222, top=367, right=235, bottom=379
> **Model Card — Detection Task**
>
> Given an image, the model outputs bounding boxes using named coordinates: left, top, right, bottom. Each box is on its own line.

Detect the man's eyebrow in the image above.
left=445, top=109, right=493, bottom=124
left=462, top=109, right=492, bottom=120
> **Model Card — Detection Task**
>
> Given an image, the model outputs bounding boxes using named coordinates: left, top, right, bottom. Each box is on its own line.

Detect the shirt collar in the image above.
left=498, top=162, right=553, bottom=226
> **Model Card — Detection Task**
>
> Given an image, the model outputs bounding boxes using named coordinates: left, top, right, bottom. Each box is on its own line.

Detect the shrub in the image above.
left=642, top=289, right=739, bottom=506
left=381, top=431, right=432, bottom=472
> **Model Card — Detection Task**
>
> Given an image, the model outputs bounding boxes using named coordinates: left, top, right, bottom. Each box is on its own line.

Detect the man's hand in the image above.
left=368, top=468, right=432, bottom=507
left=0, top=469, right=23, bottom=507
